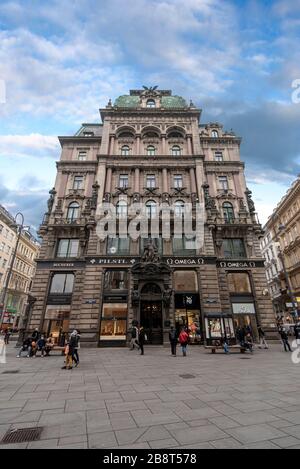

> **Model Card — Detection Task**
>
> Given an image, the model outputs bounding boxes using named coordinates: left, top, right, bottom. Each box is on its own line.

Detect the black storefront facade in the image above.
left=34, top=257, right=268, bottom=347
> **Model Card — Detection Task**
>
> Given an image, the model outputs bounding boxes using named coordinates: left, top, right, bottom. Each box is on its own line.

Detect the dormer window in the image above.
left=146, top=99, right=155, bottom=108
left=121, top=145, right=130, bottom=156
left=211, top=130, right=218, bottom=138
left=83, top=131, right=94, bottom=137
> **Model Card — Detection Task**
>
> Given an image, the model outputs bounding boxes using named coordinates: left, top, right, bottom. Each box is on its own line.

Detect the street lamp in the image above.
left=0, top=212, right=29, bottom=328
left=275, top=223, right=298, bottom=321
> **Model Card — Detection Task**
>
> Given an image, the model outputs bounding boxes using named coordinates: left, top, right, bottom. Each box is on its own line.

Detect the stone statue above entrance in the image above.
left=141, top=239, right=160, bottom=263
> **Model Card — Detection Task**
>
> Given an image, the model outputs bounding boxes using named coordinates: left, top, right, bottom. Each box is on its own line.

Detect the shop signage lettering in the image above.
left=53, top=263, right=75, bottom=268
left=219, top=261, right=258, bottom=269
left=166, top=257, right=205, bottom=266
left=88, top=258, right=137, bottom=265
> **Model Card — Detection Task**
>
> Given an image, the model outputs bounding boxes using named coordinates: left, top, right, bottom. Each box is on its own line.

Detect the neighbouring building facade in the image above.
left=0, top=205, right=40, bottom=328
left=28, top=87, right=276, bottom=346
left=262, top=176, right=300, bottom=322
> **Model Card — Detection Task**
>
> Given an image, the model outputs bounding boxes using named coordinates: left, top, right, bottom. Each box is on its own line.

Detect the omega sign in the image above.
left=166, top=257, right=205, bottom=266
left=219, top=261, right=257, bottom=268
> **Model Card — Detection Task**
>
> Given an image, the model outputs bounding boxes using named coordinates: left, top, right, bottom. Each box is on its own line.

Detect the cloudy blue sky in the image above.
left=0, top=0, right=300, bottom=233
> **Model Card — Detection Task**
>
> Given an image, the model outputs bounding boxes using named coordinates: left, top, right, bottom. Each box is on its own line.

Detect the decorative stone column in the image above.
left=133, top=167, right=140, bottom=202
left=162, top=135, right=166, bottom=155
left=109, top=135, right=115, bottom=155
left=162, top=168, right=169, bottom=203
left=104, top=167, right=112, bottom=202
left=187, top=136, right=193, bottom=155
left=136, top=135, right=141, bottom=155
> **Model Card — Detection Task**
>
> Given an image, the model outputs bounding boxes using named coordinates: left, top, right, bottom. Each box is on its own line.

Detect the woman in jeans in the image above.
left=178, top=328, right=189, bottom=356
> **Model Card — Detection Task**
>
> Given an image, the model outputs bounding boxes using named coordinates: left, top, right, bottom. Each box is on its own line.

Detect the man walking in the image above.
left=279, top=326, right=292, bottom=352
left=138, top=326, right=147, bottom=356
left=169, top=326, right=178, bottom=356
left=258, top=325, right=268, bottom=349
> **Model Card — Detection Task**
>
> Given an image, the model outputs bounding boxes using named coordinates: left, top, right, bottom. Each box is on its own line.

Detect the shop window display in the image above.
left=100, top=303, right=127, bottom=341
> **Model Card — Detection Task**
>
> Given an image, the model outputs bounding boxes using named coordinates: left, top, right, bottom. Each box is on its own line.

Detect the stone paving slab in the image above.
left=1, top=343, right=300, bottom=448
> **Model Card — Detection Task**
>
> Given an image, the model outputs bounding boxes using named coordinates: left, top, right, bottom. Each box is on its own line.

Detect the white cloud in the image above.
left=0, top=133, right=59, bottom=158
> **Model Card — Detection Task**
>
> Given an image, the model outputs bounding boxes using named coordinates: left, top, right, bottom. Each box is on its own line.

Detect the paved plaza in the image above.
left=1, top=342, right=300, bottom=449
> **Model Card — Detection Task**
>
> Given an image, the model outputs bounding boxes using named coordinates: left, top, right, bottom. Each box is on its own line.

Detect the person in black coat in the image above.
left=169, top=326, right=178, bottom=356
left=279, top=326, right=292, bottom=352
left=138, top=327, right=146, bottom=355
left=294, top=322, right=300, bottom=341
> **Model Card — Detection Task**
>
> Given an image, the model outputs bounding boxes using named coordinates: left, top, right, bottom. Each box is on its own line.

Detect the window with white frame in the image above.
left=215, top=151, right=223, bottom=161
left=146, top=175, right=156, bottom=188
left=78, top=150, right=87, bottom=161
left=218, top=176, right=228, bottom=190
left=119, top=174, right=129, bottom=188
left=73, top=176, right=84, bottom=190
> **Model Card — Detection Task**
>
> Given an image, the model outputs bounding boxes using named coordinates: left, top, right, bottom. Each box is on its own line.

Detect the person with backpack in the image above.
left=178, top=328, right=189, bottom=357
left=169, top=326, right=178, bottom=356
left=130, top=324, right=139, bottom=350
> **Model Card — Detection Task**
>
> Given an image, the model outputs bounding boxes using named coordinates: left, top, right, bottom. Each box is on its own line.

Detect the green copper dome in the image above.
left=114, top=94, right=188, bottom=108
left=161, top=96, right=187, bottom=108
left=114, top=95, right=140, bottom=107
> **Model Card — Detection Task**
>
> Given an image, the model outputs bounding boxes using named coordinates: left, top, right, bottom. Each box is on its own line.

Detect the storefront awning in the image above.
left=204, top=313, right=232, bottom=318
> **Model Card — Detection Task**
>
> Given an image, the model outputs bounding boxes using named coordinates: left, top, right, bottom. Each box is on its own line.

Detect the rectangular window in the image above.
left=73, top=176, right=84, bottom=189
left=222, top=239, right=246, bottom=258
left=78, top=151, right=87, bottom=161
left=146, top=175, right=156, bottom=188
left=119, top=175, right=129, bottom=188
left=3, top=259, right=7, bottom=268
left=107, top=237, right=130, bottom=255
left=57, top=239, right=79, bottom=258
left=218, top=176, right=228, bottom=190
left=174, top=175, right=183, bottom=188
left=227, top=273, right=252, bottom=293
left=104, top=271, right=128, bottom=290
left=0, top=242, right=4, bottom=251
left=49, top=273, right=74, bottom=294
left=173, top=237, right=196, bottom=255
left=215, top=151, right=223, bottom=162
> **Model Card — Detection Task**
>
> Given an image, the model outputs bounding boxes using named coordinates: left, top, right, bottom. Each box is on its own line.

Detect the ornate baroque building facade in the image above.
left=28, top=87, right=275, bottom=346
left=262, top=176, right=300, bottom=321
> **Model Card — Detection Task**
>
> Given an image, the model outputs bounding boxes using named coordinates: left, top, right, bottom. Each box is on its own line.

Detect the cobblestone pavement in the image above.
left=0, top=341, right=300, bottom=449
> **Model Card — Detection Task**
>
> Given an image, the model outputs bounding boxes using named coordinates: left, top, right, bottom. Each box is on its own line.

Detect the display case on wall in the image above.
left=204, top=314, right=235, bottom=345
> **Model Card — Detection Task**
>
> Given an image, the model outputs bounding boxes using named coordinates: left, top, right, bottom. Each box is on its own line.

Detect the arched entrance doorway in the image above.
left=140, top=283, right=163, bottom=344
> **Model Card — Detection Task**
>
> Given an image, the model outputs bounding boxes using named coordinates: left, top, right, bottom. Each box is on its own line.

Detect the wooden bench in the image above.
left=205, top=345, right=246, bottom=354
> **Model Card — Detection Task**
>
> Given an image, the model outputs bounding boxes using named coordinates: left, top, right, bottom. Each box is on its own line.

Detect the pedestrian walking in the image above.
left=4, top=329, right=10, bottom=345
left=69, top=330, right=79, bottom=367
left=178, top=328, right=189, bottom=357
left=73, top=330, right=80, bottom=366
left=138, top=327, right=147, bottom=355
left=294, top=322, right=300, bottom=344
left=279, top=326, right=292, bottom=352
left=61, top=340, right=74, bottom=369
left=258, top=325, right=268, bottom=349
left=129, top=324, right=139, bottom=350
left=169, top=326, right=178, bottom=356
left=236, top=326, right=245, bottom=346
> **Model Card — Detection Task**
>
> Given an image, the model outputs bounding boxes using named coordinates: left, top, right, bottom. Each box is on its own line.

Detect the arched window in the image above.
left=67, top=202, right=79, bottom=222
left=172, top=145, right=181, bottom=156
left=223, top=202, right=234, bottom=223
left=116, top=200, right=128, bottom=217
left=211, top=130, right=218, bottom=138
left=146, top=99, right=155, bottom=108
left=147, top=145, right=155, bottom=156
left=174, top=200, right=185, bottom=217
left=121, top=145, right=130, bottom=156
left=146, top=200, right=157, bottom=218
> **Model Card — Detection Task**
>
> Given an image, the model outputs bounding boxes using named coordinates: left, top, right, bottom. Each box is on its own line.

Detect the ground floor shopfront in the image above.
left=28, top=257, right=277, bottom=346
